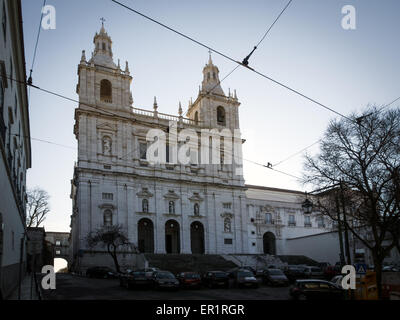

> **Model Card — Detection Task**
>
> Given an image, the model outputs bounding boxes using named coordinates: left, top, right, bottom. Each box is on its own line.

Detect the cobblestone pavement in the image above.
left=42, top=273, right=290, bottom=300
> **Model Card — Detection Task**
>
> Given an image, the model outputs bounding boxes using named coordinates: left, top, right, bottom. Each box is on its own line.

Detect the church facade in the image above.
left=69, top=25, right=330, bottom=271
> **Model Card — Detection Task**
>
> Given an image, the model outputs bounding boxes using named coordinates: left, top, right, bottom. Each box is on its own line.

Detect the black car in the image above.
left=229, top=269, right=259, bottom=288
left=176, top=272, right=202, bottom=289
left=284, top=265, right=306, bottom=282
left=262, top=268, right=289, bottom=286
left=289, top=280, right=344, bottom=300
left=152, top=271, right=180, bottom=290
left=202, top=271, right=230, bottom=288
left=119, top=270, right=152, bottom=289
left=86, top=266, right=116, bottom=279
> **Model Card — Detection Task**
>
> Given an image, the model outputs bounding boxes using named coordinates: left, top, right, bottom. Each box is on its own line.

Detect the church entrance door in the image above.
left=138, top=218, right=154, bottom=253
left=263, top=232, right=276, bottom=255
left=165, top=220, right=180, bottom=254
left=190, top=222, right=205, bottom=254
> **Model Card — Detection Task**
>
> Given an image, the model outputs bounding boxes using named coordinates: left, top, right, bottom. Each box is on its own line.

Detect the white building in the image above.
left=69, top=25, right=330, bottom=272
left=0, top=0, right=31, bottom=299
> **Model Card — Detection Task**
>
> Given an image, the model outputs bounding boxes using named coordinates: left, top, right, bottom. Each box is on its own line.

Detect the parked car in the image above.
left=135, top=267, right=159, bottom=279
left=262, top=268, right=289, bottom=286
left=152, top=270, right=180, bottom=290
left=241, top=266, right=257, bottom=274
left=330, top=275, right=343, bottom=289
left=176, top=272, right=202, bottom=289
left=317, top=262, right=330, bottom=270
left=284, top=265, right=306, bottom=282
left=86, top=266, right=116, bottom=279
left=119, top=270, right=152, bottom=289
left=202, top=271, right=230, bottom=289
left=383, top=265, right=400, bottom=272
left=302, top=266, right=324, bottom=279
left=229, top=269, right=259, bottom=288
left=324, top=265, right=340, bottom=280
left=289, top=280, right=344, bottom=300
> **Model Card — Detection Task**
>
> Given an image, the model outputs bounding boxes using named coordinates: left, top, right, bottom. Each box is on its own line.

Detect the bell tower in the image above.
left=186, top=53, right=241, bottom=131
left=76, top=20, right=133, bottom=113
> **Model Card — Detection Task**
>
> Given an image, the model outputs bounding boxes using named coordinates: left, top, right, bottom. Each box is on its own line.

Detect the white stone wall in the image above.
left=0, top=0, right=30, bottom=298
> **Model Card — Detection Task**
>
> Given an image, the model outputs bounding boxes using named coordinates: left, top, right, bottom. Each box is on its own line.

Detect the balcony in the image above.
left=288, top=222, right=296, bottom=227
left=304, top=223, right=312, bottom=228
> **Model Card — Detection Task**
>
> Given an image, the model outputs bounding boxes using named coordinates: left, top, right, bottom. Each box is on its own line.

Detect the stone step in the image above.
left=144, top=254, right=237, bottom=274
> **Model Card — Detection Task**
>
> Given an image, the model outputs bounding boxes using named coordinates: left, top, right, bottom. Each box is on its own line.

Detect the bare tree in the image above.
left=86, top=225, right=138, bottom=273
left=26, top=187, right=50, bottom=227
left=304, top=106, right=400, bottom=299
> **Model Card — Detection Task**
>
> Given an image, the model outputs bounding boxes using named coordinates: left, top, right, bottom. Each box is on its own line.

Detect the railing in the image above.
left=288, top=222, right=296, bottom=227
left=131, top=107, right=199, bottom=126
left=304, top=223, right=312, bottom=227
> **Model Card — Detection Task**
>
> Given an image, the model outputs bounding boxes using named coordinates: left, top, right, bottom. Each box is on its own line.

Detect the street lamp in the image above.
left=302, top=194, right=313, bottom=214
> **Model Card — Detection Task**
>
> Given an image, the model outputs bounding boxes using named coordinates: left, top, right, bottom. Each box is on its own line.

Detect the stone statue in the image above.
left=102, top=136, right=112, bottom=155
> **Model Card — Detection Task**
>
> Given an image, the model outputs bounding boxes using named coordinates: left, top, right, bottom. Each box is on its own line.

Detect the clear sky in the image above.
left=21, top=0, right=400, bottom=232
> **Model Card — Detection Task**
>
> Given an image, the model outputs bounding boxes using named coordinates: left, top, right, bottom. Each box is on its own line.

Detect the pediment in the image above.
left=163, top=190, right=180, bottom=200
left=98, top=203, right=117, bottom=210
left=97, top=122, right=117, bottom=132
left=220, top=212, right=233, bottom=219
left=136, top=187, right=154, bottom=198
left=188, top=192, right=204, bottom=202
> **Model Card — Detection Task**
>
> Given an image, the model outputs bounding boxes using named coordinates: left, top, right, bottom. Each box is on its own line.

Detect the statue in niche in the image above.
left=102, top=136, right=112, bottom=155
left=224, top=218, right=232, bottom=233
left=194, top=203, right=200, bottom=216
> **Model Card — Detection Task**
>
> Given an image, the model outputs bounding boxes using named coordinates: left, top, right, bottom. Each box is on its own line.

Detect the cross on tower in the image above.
left=100, top=17, right=105, bottom=26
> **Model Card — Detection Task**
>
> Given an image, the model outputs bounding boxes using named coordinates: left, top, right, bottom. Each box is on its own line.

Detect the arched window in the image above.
left=100, top=79, right=112, bottom=103
left=217, top=106, right=225, bottom=125
left=168, top=201, right=175, bottom=214
left=194, top=111, right=199, bottom=124
left=194, top=203, right=200, bottom=216
left=142, top=199, right=149, bottom=213
left=224, top=218, right=231, bottom=233
left=265, top=213, right=272, bottom=224
left=104, top=209, right=112, bottom=226
left=102, top=42, right=106, bottom=50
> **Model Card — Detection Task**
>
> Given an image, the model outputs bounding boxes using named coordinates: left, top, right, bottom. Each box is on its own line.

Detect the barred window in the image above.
left=102, top=193, right=113, bottom=200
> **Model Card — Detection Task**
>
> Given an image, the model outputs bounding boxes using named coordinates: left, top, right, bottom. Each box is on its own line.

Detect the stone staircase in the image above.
left=144, top=254, right=237, bottom=274
left=222, top=254, right=287, bottom=270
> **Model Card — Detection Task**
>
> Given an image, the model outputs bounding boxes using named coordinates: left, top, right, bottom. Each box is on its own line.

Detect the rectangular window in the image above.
left=304, top=215, right=311, bottom=227
left=224, top=238, right=233, bottom=245
left=288, top=215, right=296, bottom=226
left=139, top=142, right=147, bottom=160
left=166, top=144, right=170, bottom=163
left=223, top=203, right=232, bottom=209
left=55, top=240, right=61, bottom=246
left=102, top=193, right=113, bottom=200
left=56, top=250, right=61, bottom=255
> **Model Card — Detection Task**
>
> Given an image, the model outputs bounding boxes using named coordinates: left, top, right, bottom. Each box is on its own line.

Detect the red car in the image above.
left=324, top=266, right=340, bottom=280
left=176, top=272, right=202, bottom=289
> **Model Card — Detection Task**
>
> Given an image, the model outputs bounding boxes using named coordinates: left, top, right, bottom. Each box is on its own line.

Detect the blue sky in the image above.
left=21, top=0, right=400, bottom=231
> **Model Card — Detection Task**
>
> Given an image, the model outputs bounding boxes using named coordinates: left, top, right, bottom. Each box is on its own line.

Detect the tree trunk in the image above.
left=107, top=244, right=120, bottom=274
left=372, top=253, right=383, bottom=300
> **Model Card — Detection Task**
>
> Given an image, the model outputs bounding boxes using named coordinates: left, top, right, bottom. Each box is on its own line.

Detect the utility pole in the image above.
left=340, top=179, right=352, bottom=266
